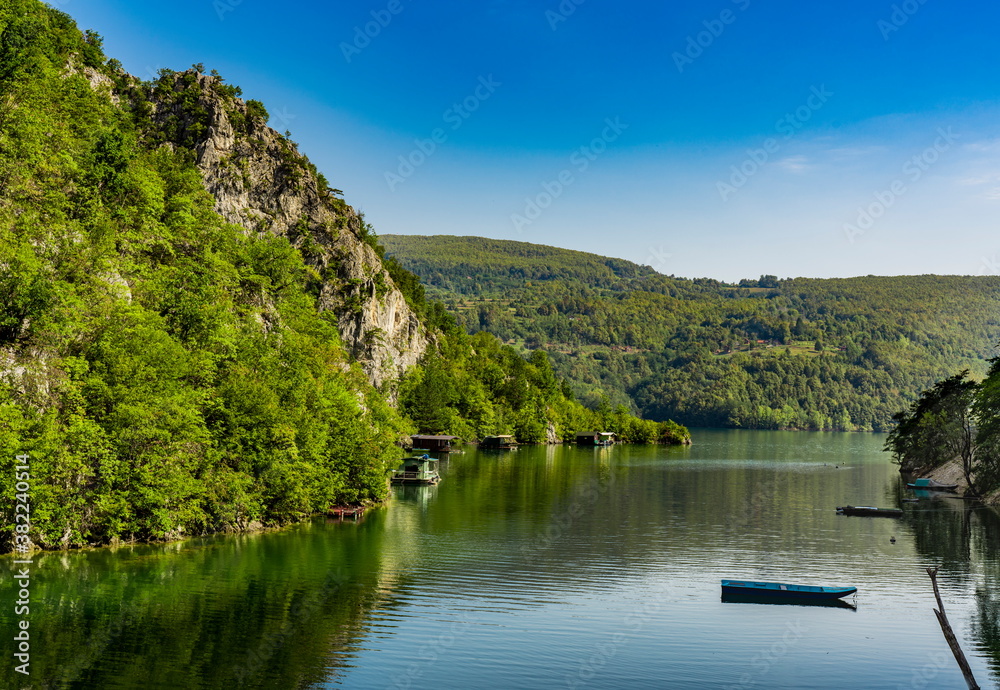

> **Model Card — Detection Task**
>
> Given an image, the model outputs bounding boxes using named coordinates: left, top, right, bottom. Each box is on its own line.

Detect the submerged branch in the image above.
left=926, top=566, right=980, bottom=690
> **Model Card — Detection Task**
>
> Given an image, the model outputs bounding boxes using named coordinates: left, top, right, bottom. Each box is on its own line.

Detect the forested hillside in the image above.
left=382, top=235, right=1000, bottom=431
left=0, top=1, right=684, bottom=552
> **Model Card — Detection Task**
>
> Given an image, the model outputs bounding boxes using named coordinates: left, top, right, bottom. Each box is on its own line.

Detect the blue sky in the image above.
left=63, top=0, right=1000, bottom=281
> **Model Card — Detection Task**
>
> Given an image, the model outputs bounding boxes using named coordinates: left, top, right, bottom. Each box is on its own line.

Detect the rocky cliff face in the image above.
left=124, top=69, right=428, bottom=390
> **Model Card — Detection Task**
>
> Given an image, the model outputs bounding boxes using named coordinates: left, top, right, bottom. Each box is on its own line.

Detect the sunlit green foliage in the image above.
left=0, top=0, right=408, bottom=550
left=0, top=1, right=686, bottom=554
left=399, top=332, right=689, bottom=445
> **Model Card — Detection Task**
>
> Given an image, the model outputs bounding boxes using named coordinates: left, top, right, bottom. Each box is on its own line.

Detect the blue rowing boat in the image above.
left=721, top=580, right=856, bottom=600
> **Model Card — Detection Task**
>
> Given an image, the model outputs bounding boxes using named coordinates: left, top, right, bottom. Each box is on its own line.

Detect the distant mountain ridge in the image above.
left=379, top=235, right=659, bottom=294
left=382, top=235, right=1000, bottom=431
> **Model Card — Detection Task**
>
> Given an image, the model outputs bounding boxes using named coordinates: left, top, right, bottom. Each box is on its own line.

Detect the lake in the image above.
left=7, top=430, right=1000, bottom=689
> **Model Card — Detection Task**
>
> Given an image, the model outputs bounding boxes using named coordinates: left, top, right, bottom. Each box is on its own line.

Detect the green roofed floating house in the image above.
left=575, top=431, right=616, bottom=446
left=390, top=455, right=441, bottom=485
left=480, top=435, right=518, bottom=450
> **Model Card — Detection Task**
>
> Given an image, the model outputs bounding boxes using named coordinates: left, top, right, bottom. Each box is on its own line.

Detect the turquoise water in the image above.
left=5, top=430, right=1000, bottom=688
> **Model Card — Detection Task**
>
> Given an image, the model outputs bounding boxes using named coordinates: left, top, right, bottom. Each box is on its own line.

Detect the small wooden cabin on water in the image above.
left=480, top=435, right=518, bottom=450
left=575, top=432, right=616, bottom=446
left=410, top=435, right=459, bottom=452
left=390, top=455, right=441, bottom=485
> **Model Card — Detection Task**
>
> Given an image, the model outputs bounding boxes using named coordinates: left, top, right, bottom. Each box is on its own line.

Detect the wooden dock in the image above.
left=329, top=505, right=365, bottom=519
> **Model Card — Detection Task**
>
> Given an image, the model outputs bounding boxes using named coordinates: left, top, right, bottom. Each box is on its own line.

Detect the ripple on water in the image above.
left=17, top=434, right=1000, bottom=689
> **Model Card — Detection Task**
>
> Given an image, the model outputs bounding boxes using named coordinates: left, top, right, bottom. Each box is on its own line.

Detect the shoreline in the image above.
left=910, top=457, right=1000, bottom=505
left=0, top=508, right=377, bottom=558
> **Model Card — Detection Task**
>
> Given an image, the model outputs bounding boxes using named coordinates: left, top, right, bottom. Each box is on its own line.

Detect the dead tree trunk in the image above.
left=926, top=567, right=980, bottom=690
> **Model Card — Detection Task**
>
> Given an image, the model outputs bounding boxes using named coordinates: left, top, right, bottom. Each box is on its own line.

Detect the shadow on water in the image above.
left=1, top=517, right=396, bottom=689
left=721, top=593, right=858, bottom=610
left=968, top=505, right=1000, bottom=687
left=2, top=444, right=625, bottom=689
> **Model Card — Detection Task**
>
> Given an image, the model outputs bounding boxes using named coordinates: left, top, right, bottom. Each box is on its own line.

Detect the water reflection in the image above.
left=3, top=518, right=394, bottom=688
left=895, top=486, right=1000, bottom=687
left=9, top=432, right=1000, bottom=688
left=392, top=482, right=440, bottom=511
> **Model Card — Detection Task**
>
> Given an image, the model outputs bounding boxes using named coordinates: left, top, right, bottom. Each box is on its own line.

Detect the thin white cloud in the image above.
left=963, top=138, right=1000, bottom=153
left=776, top=155, right=810, bottom=174
left=823, top=145, right=887, bottom=160
left=955, top=175, right=997, bottom=186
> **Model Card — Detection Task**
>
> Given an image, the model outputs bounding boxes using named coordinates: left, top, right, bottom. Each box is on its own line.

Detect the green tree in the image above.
left=404, top=355, right=457, bottom=434
left=972, top=358, right=1000, bottom=493
left=884, top=372, right=977, bottom=486
left=780, top=323, right=792, bottom=345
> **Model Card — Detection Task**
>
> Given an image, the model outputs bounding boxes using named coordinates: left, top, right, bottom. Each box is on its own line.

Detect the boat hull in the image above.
left=721, top=580, right=856, bottom=600
left=836, top=506, right=903, bottom=517
left=906, top=482, right=958, bottom=492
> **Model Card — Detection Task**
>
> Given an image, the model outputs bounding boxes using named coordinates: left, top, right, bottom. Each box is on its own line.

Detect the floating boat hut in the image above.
left=480, top=435, right=518, bottom=450
left=410, top=435, right=460, bottom=452
left=390, top=455, right=441, bottom=485
left=575, top=431, right=616, bottom=446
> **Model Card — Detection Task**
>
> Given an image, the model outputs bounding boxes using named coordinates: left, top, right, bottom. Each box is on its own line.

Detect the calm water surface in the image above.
left=7, top=430, right=1000, bottom=689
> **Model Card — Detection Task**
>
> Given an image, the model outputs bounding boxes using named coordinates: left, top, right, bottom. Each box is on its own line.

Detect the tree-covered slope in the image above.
left=0, top=1, right=684, bottom=552
left=0, top=0, right=419, bottom=548
left=380, top=235, right=661, bottom=295
left=396, top=329, right=689, bottom=446
left=383, top=236, right=1000, bottom=431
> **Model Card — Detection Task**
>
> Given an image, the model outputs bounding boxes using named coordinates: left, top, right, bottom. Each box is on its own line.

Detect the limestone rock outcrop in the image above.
left=138, top=71, right=428, bottom=390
